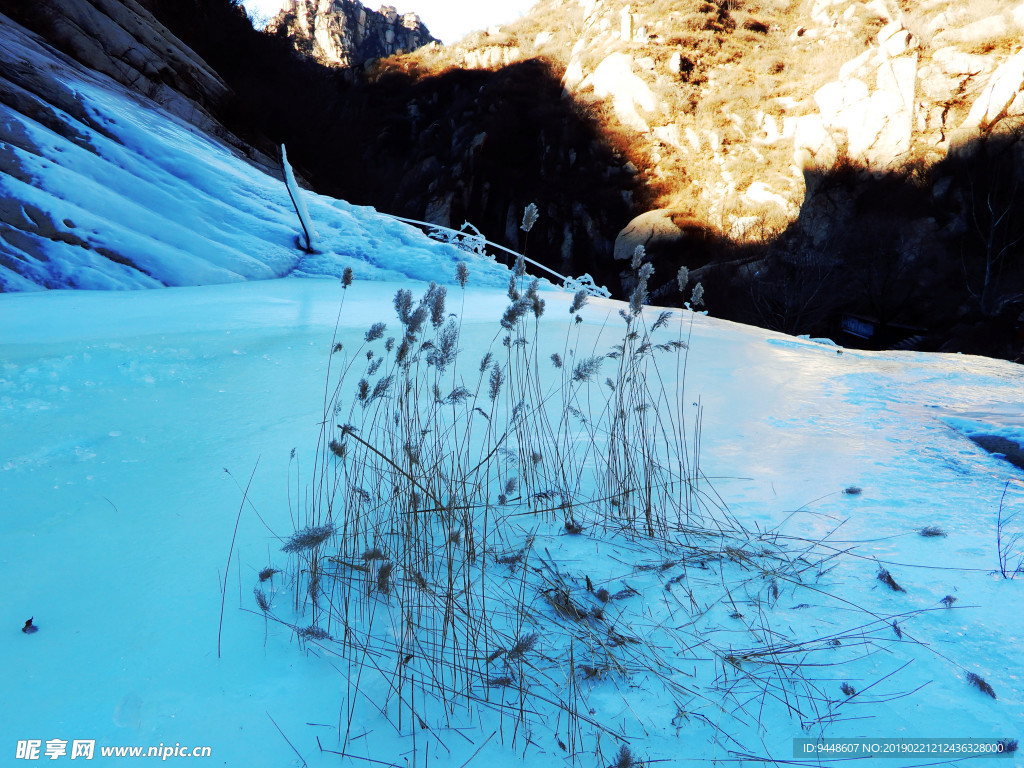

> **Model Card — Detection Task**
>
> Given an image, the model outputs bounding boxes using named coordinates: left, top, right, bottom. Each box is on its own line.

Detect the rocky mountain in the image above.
left=552, top=0, right=1024, bottom=246
left=268, top=0, right=438, bottom=67
left=2, top=0, right=1023, bottom=358
left=388, top=0, right=1024, bottom=358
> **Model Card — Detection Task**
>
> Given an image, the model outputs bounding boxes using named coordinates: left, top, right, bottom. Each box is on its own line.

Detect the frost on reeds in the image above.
left=280, top=523, right=335, bottom=553
left=520, top=202, right=539, bottom=233
left=253, top=263, right=948, bottom=767
left=297, top=625, right=330, bottom=641
left=253, top=587, right=270, bottom=613
left=257, top=567, right=280, bottom=582
left=507, top=632, right=539, bottom=660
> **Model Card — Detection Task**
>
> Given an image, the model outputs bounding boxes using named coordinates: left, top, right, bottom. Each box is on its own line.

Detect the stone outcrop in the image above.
left=959, top=48, right=1024, bottom=134
left=461, top=45, right=521, bottom=70
left=578, top=52, right=661, bottom=133
left=269, top=0, right=438, bottom=68
left=6, top=0, right=229, bottom=126
left=551, top=0, right=1024, bottom=250
left=808, top=22, right=918, bottom=169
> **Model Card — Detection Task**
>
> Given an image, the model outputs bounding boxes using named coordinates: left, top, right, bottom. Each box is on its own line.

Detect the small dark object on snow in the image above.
left=966, top=671, right=997, bottom=699
left=940, top=594, right=958, bottom=608
left=877, top=567, right=906, bottom=592
left=613, top=744, right=638, bottom=768
left=22, top=617, right=38, bottom=634
left=843, top=486, right=862, bottom=495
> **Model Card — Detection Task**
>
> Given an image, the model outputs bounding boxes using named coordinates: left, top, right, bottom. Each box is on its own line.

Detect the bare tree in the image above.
left=962, top=129, right=1024, bottom=316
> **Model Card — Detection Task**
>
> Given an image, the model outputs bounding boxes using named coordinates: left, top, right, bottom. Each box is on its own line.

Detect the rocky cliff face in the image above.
left=554, top=0, right=1024, bottom=238
left=5, top=0, right=228, bottom=130
left=386, top=0, right=1024, bottom=356
left=0, top=1, right=293, bottom=289
left=316, top=58, right=642, bottom=287
left=1, top=0, right=638, bottom=296
left=3, top=0, right=282, bottom=171
left=268, top=0, right=438, bottom=67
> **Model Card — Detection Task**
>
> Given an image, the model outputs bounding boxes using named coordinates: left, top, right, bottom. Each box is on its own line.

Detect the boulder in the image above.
left=652, top=123, right=683, bottom=150
left=613, top=209, right=701, bottom=261
left=933, top=15, right=1012, bottom=49
left=932, top=46, right=992, bottom=76
left=619, top=5, right=633, bottom=42
left=878, top=21, right=916, bottom=58
left=792, top=113, right=838, bottom=170
left=742, top=182, right=790, bottom=211
left=463, top=46, right=521, bottom=69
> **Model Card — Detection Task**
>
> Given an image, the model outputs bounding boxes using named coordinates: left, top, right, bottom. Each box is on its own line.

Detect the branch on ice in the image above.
left=281, top=145, right=319, bottom=253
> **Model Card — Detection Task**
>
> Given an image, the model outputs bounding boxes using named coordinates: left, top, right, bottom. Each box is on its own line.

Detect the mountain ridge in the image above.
left=267, top=0, right=439, bottom=67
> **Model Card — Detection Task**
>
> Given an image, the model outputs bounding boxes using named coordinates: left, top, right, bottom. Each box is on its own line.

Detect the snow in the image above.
left=0, top=64, right=509, bottom=292
left=2, top=18, right=1024, bottom=768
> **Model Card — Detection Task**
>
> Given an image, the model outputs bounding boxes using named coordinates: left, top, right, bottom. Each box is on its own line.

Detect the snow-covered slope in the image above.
left=0, top=11, right=507, bottom=292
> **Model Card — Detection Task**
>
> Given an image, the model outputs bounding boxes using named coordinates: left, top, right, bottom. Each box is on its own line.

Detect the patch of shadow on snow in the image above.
left=966, top=434, right=1024, bottom=473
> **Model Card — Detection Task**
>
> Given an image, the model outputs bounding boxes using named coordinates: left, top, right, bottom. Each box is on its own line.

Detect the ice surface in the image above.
left=3, top=280, right=1024, bottom=765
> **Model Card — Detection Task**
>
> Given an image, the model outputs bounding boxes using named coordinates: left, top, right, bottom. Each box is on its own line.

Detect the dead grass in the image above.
left=235, top=259, right=983, bottom=765
left=226, top=0, right=1024, bottom=757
